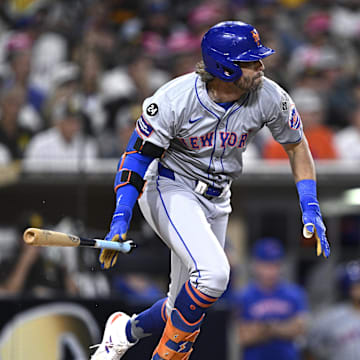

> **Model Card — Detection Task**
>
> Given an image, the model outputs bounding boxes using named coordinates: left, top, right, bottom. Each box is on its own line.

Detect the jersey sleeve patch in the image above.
left=137, top=115, right=153, bottom=137
left=288, top=106, right=301, bottom=130
left=146, top=103, right=159, bottom=116
left=281, top=96, right=289, bottom=112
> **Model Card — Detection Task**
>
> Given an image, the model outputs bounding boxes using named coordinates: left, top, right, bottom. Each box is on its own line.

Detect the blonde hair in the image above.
left=195, top=60, right=214, bottom=83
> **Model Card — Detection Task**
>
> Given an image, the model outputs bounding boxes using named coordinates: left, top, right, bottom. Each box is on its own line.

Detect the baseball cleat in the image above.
left=90, top=312, right=136, bottom=360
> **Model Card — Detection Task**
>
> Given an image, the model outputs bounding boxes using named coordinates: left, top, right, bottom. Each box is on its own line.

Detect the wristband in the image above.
left=296, top=179, right=317, bottom=198
left=296, top=179, right=319, bottom=212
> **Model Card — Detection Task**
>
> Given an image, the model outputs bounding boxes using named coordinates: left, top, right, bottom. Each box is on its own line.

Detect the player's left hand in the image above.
left=301, top=199, right=330, bottom=258
left=99, top=205, right=132, bottom=269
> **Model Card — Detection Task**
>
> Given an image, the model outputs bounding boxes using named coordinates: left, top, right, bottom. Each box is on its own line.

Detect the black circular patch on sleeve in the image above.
left=146, top=103, right=159, bottom=116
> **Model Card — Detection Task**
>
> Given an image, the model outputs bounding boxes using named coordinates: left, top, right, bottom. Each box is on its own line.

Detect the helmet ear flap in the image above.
left=213, top=61, right=243, bottom=81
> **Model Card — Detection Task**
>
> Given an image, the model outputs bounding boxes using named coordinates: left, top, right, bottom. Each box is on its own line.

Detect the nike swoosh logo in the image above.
left=189, top=117, right=203, bottom=124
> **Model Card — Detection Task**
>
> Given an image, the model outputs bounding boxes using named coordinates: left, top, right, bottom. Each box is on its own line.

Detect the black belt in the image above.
left=158, top=163, right=223, bottom=199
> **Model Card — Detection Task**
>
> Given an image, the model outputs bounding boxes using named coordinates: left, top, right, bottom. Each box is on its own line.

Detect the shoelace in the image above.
left=89, top=342, right=127, bottom=356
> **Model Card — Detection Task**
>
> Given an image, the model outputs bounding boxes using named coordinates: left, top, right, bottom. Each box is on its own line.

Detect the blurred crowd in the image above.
left=1, top=212, right=359, bottom=359
left=1, top=1, right=360, bottom=358
left=231, top=237, right=360, bottom=360
left=0, top=0, right=360, bottom=170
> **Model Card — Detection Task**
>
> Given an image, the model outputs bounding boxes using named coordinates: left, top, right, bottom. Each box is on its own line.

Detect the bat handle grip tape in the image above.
left=93, top=239, right=132, bottom=253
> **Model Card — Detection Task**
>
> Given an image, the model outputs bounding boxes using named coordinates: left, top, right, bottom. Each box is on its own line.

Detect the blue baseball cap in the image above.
left=252, top=237, right=284, bottom=262
left=338, top=260, right=360, bottom=294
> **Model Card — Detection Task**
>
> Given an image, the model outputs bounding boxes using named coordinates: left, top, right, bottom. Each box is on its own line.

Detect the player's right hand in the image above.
left=99, top=205, right=132, bottom=269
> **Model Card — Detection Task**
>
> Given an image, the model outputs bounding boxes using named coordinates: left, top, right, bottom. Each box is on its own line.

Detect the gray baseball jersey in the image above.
left=137, top=72, right=303, bottom=188
left=308, top=303, right=360, bottom=360
left=137, top=72, right=303, bottom=310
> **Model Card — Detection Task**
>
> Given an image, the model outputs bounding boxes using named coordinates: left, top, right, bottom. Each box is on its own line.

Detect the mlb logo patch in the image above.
left=137, top=115, right=153, bottom=137
left=288, top=107, right=301, bottom=130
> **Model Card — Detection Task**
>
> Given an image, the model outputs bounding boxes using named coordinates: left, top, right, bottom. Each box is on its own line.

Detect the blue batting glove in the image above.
left=297, top=180, right=330, bottom=258
left=99, top=205, right=132, bottom=269
left=301, top=197, right=330, bottom=258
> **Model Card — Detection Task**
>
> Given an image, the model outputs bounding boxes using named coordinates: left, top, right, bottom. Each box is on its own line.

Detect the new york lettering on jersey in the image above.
left=179, top=131, right=249, bottom=150
left=136, top=73, right=302, bottom=186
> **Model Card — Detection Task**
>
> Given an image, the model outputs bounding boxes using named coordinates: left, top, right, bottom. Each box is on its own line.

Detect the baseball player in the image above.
left=234, top=237, right=308, bottom=360
left=91, top=21, right=330, bottom=360
left=307, top=260, right=360, bottom=360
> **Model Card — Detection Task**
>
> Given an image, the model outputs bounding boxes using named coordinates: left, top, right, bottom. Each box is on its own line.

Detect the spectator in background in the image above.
left=307, top=260, right=360, bottom=360
left=167, top=29, right=200, bottom=78
left=330, top=0, right=360, bottom=44
left=140, top=0, right=173, bottom=63
left=287, top=10, right=347, bottom=130
left=100, top=51, right=169, bottom=129
left=3, top=33, right=33, bottom=90
left=98, top=103, right=139, bottom=158
left=127, top=55, right=170, bottom=104
left=81, top=1, right=117, bottom=69
left=233, top=237, right=308, bottom=360
left=0, top=143, right=11, bottom=165
left=2, top=32, right=43, bottom=131
left=83, top=2, right=116, bottom=47
left=263, top=87, right=337, bottom=160
left=187, top=1, right=228, bottom=43
left=288, top=11, right=336, bottom=86
left=259, top=36, right=288, bottom=91
left=43, top=61, right=105, bottom=138
left=1, top=3, right=69, bottom=105
left=45, top=61, right=81, bottom=113
left=335, top=103, right=360, bottom=160
left=0, top=212, right=78, bottom=298
left=28, top=4, right=72, bottom=95
left=24, top=95, right=98, bottom=172
left=78, top=50, right=107, bottom=136
left=0, top=85, right=34, bottom=161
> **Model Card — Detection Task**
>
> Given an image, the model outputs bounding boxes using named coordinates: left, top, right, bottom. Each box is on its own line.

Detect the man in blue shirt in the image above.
left=234, top=237, right=308, bottom=360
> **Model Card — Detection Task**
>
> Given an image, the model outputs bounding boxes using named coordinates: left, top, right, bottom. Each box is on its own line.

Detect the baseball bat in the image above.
left=23, top=228, right=136, bottom=253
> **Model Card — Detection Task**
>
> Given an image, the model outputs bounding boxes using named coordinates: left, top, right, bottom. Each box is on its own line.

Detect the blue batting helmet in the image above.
left=201, top=21, right=275, bottom=82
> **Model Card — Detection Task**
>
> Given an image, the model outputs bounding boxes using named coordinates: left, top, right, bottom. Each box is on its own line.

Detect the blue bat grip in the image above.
left=94, top=239, right=132, bottom=253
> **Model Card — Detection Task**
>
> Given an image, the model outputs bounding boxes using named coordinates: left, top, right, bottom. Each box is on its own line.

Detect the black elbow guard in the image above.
left=133, top=137, right=165, bottom=158
left=127, top=129, right=165, bottom=158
